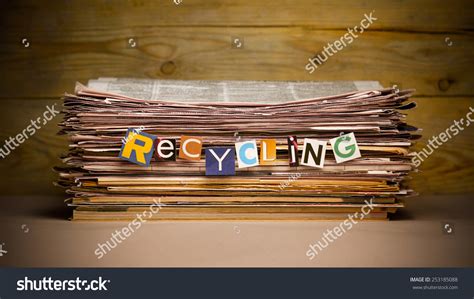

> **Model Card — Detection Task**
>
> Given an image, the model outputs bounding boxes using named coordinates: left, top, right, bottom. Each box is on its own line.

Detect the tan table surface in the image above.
left=0, top=195, right=472, bottom=267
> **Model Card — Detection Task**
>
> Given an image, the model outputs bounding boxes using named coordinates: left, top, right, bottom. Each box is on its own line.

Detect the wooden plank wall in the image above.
left=0, top=0, right=472, bottom=196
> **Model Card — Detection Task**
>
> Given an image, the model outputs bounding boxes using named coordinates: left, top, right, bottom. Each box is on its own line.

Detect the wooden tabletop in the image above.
left=0, top=194, right=472, bottom=267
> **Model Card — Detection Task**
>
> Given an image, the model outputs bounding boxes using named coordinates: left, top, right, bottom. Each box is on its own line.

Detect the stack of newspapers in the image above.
left=56, top=78, right=418, bottom=221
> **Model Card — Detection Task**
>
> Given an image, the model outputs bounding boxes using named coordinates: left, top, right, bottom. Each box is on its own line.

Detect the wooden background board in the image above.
left=0, top=0, right=473, bottom=196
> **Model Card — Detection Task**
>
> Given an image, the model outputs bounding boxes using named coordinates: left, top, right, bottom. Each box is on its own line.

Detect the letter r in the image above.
left=119, top=129, right=156, bottom=166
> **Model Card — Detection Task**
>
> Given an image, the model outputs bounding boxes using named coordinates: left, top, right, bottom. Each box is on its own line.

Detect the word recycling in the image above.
left=118, top=128, right=361, bottom=176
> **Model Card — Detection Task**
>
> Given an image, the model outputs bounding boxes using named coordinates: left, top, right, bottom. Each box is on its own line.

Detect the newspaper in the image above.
left=57, top=78, right=417, bottom=221
left=87, top=77, right=383, bottom=103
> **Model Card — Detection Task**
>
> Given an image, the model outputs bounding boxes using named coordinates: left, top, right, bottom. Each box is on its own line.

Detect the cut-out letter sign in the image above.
left=301, top=138, right=327, bottom=168
left=235, top=140, right=259, bottom=168
left=205, top=147, right=235, bottom=176
left=154, top=138, right=176, bottom=161
left=260, top=139, right=276, bottom=165
left=179, top=136, right=203, bottom=161
left=287, top=136, right=299, bottom=166
left=330, top=133, right=361, bottom=163
left=119, top=129, right=156, bottom=166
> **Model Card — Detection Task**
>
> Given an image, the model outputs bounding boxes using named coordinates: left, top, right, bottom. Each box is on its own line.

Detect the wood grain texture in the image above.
left=0, top=99, right=66, bottom=196
left=0, top=97, right=472, bottom=196
left=406, top=98, right=474, bottom=195
left=0, top=0, right=473, bottom=30
left=0, top=28, right=473, bottom=98
left=0, top=1, right=472, bottom=196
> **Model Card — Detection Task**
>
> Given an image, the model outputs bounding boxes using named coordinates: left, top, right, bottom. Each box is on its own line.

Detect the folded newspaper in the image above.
left=55, top=78, right=419, bottom=221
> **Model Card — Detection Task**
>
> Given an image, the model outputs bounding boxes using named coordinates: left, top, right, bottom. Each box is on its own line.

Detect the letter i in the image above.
left=287, top=136, right=298, bottom=167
